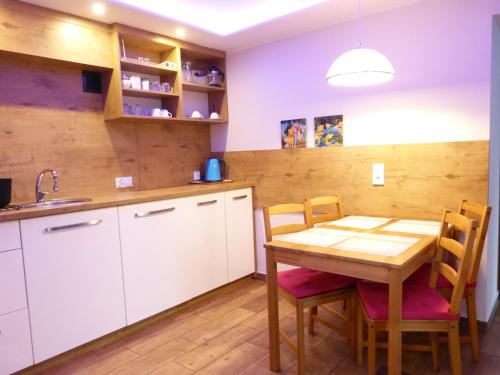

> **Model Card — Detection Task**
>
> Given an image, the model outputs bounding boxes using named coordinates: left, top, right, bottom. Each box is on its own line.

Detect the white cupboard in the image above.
left=118, top=198, right=191, bottom=324
left=0, top=249, right=33, bottom=375
left=224, top=188, right=255, bottom=281
left=0, top=309, right=33, bottom=375
left=183, top=193, right=228, bottom=298
left=0, top=249, right=28, bottom=316
left=21, top=208, right=126, bottom=363
left=0, top=220, right=21, bottom=253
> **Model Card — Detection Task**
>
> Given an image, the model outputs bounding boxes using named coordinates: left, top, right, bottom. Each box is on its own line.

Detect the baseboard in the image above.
left=254, top=272, right=266, bottom=281
left=480, top=296, right=499, bottom=331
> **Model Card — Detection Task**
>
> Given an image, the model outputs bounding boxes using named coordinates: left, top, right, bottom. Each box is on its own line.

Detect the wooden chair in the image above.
left=304, top=194, right=344, bottom=227
left=263, top=203, right=357, bottom=374
left=405, top=199, right=491, bottom=362
left=356, top=210, right=477, bottom=375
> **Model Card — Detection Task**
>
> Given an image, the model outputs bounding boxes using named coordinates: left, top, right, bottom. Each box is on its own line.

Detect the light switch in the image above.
left=372, top=163, right=384, bottom=186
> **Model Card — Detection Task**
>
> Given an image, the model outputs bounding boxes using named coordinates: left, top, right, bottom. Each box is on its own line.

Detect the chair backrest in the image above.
left=430, top=210, right=477, bottom=315
left=263, top=203, right=308, bottom=242
left=304, top=194, right=344, bottom=227
left=458, top=199, right=492, bottom=285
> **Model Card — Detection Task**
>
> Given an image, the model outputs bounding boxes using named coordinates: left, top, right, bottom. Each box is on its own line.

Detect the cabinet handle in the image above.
left=197, top=199, right=217, bottom=207
left=233, top=195, right=248, bottom=201
left=43, top=219, right=102, bottom=234
left=134, top=207, right=175, bottom=218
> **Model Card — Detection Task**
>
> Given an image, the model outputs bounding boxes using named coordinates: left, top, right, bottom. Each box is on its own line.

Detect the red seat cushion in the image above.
left=278, top=268, right=357, bottom=299
left=405, top=263, right=476, bottom=289
left=357, top=281, right=459, bottom=321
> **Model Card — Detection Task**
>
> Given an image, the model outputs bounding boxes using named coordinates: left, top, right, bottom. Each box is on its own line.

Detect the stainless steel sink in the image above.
left=20, top=198, right=92, bottom=209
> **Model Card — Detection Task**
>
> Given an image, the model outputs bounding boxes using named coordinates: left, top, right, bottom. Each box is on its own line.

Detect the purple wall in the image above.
left=212, top=0, right=499, bottom=151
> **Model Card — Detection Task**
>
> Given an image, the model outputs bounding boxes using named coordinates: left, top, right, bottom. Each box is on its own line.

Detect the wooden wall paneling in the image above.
left=0, top=0, right=113, bottom=68
left=103, top=28, right=124, bottom=120
left=222, top=141, right=489, bottom=219
left=135, top=123, right=211, bottom=190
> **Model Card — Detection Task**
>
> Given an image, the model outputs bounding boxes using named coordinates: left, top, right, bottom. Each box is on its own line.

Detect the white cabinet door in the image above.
left=0, top=221, right=21, bottom=253
left=0, top=309, right=33, bottom=375
left=21, top=208, right=126, bottom=363
left=119, top=198, right=191, bottom=325
left=183, top=193, right=228, bottom=298
left=0, top=249, right=27, bottom=316
left=224, top=188, right=255, bottom=281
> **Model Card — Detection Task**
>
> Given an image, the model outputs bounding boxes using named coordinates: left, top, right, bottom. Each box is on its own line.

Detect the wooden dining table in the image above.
left=265, top=216, right=439, bottom=375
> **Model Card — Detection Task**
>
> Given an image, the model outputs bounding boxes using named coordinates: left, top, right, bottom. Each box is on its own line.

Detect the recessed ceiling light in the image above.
left=113, top=0, right=327, bottom=36
left=92, top=2, right=106, bottom=15
left=175, top=28, right=186, bottom=38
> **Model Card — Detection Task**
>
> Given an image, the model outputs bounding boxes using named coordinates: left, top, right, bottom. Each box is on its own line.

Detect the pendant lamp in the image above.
left=326, top=1, right=395, bottom=86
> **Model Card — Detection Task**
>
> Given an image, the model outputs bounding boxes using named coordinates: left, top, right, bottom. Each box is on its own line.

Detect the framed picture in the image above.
left=314, top=115, right=343, bottom=147
left=281, top=118, right=306, bottom=149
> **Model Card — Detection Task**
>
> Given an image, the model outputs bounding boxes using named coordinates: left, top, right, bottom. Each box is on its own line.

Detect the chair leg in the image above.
left=367, top=322, right=377, bottom=375
left=308, top=306, right=318, bottom=334
left=466, top=289, right=480, bottom=363
left=356, top=303, right=364, bottom=365
left=349, top=296, right=357, bottom=360
left=296, top=304, right=306, bottom=375
left=448, top=322, right=462, bottom=375
left=430, top=332, right=440, bottom=371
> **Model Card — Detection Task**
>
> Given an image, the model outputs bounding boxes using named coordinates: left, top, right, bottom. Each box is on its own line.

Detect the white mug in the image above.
left=161, top=109, right=173, bottom=118
left=152, top=108, right=162, bottom=117
left=141, top=79, right=150, bottom=91
left=191, top=110, right=203, bottom=119
left=210, top=112, right=222, bottom=120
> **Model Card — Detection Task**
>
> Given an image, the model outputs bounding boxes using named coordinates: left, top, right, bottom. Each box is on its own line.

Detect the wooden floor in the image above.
left=20, top=278, right=500, bottom=375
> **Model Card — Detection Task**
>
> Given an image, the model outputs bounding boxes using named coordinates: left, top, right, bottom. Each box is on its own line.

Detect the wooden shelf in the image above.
left=120, top=58, right=177, bottom=75
left=106, top=115, right=226, bottom=125
left=122, top=87, right=178, bottom=99
left=182, top=82, right=225, bottom=93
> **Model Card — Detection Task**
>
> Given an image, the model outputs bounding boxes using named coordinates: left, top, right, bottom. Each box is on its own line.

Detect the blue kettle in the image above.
left=205, top=158, right=225, bottom=182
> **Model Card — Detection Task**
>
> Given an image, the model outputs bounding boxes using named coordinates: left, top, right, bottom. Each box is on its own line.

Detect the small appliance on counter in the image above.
left=205, top=157, right=225, bottom=182
left=0, top=178, right=12, bottom=208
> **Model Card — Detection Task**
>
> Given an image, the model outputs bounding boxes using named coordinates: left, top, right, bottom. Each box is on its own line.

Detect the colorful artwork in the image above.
left=314, top=115, right=343, bottom=147
left=281, top=118, right=306, bottom=149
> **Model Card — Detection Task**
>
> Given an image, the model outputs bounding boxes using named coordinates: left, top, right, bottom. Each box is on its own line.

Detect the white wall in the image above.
left=214, top=0, right=500, bottom=322
left=485, top=15, right=500, bottom=322
left=212, top=0, right=498, bottom=152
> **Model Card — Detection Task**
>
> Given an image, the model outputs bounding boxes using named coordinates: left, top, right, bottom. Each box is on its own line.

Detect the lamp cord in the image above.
left=357, top=0, right=363, bottom=48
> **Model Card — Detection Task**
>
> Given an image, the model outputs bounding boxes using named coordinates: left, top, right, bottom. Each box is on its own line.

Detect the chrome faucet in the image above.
left=35, top=169, right=59, bottom=203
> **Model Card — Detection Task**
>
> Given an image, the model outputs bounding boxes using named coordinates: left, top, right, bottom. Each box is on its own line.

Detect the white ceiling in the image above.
left=22, top=0, right=422, bottom=52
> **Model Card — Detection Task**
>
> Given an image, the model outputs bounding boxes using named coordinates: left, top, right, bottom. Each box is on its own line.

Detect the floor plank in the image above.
left=174, top=325, right=260, bottom=371
left=183, top=307, right=256, bottom=345
left=195, top=342, right=267, bottom=374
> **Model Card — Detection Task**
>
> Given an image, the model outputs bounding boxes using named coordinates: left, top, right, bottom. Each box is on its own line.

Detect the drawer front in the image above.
left=0, top=249, right=27, bottom=316
left=0, top=221, right=21, bottom=253
left=0, top=309, right=33, bottom=375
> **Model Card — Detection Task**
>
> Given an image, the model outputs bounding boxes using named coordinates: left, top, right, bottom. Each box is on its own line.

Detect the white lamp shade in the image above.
left=326, top=48, right=395, bottom=86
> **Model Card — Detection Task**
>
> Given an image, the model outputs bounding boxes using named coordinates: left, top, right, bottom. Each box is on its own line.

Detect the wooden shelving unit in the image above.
left=106, top=115, right=226, bottom=125
left=104, top=24, right=228, bottom=125
left=182, top=82, right=226, bottom=93
left=120, top=58, right=177, bottom=75
left=122, top=87, right=179, bottom=99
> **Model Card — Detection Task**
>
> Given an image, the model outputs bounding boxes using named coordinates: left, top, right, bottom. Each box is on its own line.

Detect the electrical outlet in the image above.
left=372, top=164, right=384, bottom=186
left=193, top=170, right=201, bottom=181
left=116, top=176, right=133, bottom=188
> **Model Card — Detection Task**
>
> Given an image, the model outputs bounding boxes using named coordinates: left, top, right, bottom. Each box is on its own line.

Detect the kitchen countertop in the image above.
left=0, top=181, right=254, bottom=222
